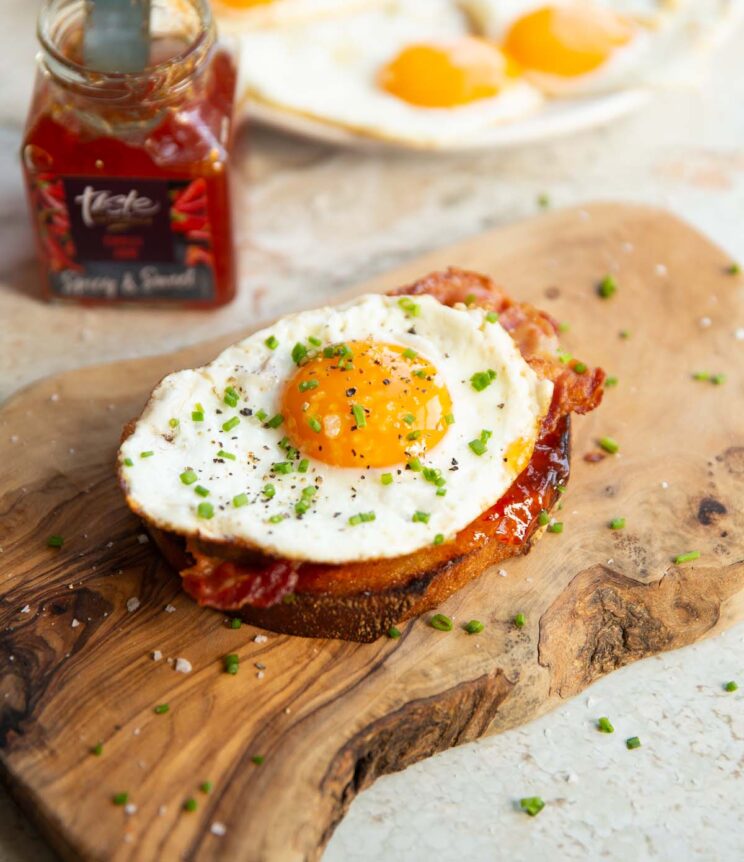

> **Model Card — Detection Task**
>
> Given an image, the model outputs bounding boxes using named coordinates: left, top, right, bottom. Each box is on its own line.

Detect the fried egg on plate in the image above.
left=119, top=294, right=553, bottom=565
left=460, top=0, right=738, bottom=96
left=238, top=0, right=543, bottom=146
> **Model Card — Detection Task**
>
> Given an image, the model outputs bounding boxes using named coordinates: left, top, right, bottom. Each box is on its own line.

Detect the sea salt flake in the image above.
left=152, top=650, right=163, bottom=661
left=253, top=634, right=268, bottom=644
left=655, top=263, right=667, bottom=276
left=71, top=618, right=80, bottom=628
left=735, top=327, right=744, bottom=341
left=137, top=533, right=149, bottom=544
left=497, top=569, right=508, bottom=578
left=257, top=670, right=265, bottom=680
left=20, top=605, right=30, bottom=614
left=175, top=657, right=192, bottom=674
left=164, top=604, right=176, bottom=613
left=699, top=316, right=712, bottom=328
left=124, top=803, right=137, bottom=815
left=210, top=822, right=227, bottom=836
left=126, top=597, right=141, bottom=613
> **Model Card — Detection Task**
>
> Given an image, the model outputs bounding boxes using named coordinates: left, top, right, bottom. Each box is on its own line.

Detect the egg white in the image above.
left=119, top=294, right=553, bottom=565
left=460, top=0, right=738, bottom=96
left=214, top=0, right=389, bottom=33
left=238, top=0, right=543, bottom=146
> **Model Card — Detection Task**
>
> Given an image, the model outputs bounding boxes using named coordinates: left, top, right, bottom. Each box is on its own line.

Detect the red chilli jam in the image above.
left=21, top=0, right=237, bottom=307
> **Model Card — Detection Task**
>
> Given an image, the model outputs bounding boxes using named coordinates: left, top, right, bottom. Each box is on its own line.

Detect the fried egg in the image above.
left=238, top=0, right=543, bottom=146
left=461, top=0, right=737, bottom=96
left=214, top=0, right=386, bottom=32
left=119, top=294, right=553, bottom=564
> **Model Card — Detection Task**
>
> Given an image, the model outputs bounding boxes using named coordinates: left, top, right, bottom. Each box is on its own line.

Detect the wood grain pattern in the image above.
left=0, top=204, right=742, bottom=862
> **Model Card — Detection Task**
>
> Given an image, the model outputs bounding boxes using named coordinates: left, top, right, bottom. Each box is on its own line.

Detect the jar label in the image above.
left=31, top=174, right=216, bottom=301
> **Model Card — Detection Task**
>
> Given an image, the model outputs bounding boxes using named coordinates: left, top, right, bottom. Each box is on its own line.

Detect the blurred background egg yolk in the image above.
left=379, top=38, right=517, bottom=108
left=282, top=341, right=453, bottom=468
left=503, top=6, right=633, bottom=77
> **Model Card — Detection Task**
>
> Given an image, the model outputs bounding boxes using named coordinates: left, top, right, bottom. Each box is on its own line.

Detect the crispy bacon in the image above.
left=181, top=552, right=299, bottom=609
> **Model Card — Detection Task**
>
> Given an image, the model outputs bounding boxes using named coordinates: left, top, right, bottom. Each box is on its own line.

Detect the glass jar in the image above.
left=22, top=0, right=238, bottom=307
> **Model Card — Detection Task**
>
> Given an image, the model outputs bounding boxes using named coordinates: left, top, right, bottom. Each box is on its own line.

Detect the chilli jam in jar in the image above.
left=22, top=0, right=237, bottom=307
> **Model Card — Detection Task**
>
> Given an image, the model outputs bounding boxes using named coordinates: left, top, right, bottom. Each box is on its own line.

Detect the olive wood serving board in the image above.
left=1, top=203, right=742, bottom=862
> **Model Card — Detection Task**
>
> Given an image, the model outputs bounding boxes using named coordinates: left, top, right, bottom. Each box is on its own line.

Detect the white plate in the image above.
left=243, top=88, right=652, bottom=153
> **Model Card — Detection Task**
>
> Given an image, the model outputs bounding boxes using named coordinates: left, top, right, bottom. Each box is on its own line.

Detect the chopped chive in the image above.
left=537, top=192, right=550, bottom=208
left=402, top=348, right=418, bottom=360
left=519, top=797, right=545, bottom=817
left=308, top=416, right=322, bottom=433
left=609, top=517, right=626, bottom=530
left=222, top=416, right=240, bottom=433
left=192, top=410, right=204, bottom=422
left=180, top=469, right=198, bottom=485
left=295, top=500, right=310, bottom=516
left=674, top=550, right=700, bottom=564
left=598, top=436, right=619, bottom=454
left=224, top=386, right=239, bottom=408
left=626, top=736, right=642, bottom=750
left=291, top=342, right=308, bottom=365
left=298, top=458, right=309, bottom=473
left=251, top=755, right=265, bottom=766
left=348, top=511, right=376, bottom=526
left=308, top=335, right=322, bottom=347
left=464, top=293, right=476, bottom=306
left=323, top=346, right=335, bottom=358
left=268, top=514, right=285, bottom=524
left=724, top=681, right=738, bottom=692
left=169, top=418, right=180, bottom=429
left=573, top=362, right=587, bottom=374
left=422, top=467, right=443, bottom=484
left=485, top=311, right=499, bottom=323
left=113, top=792, right=129, bottom=806
left=47, top=534, right=64, bottom=548
left=407, top=430, right=421, bottom=441
left=727, top=262, right=740, bottom=275
left=272, top=462, right=292, bottom=474
left=140, top=450, right=154, bottom=459
left=199, top=781, right=213, bottom=794
left=153, top=703, right=169, bottom=714
left=224, top=654, right=239, bottom=675
left=537, top=510, right=549, bottom=526
left=605, top=376, right=619, bottom=387
left=301, top=486, right=316, bottom=499
left=352, top=404, right=367, bottom=428
left=464, top=620, right=484, bottom=634
left=229, top=617, right=241, bottom=629
left=183, top=798, right=197, bottom=812
left=197, top=502, right=214, bottom=519
left=233, top=493, right=249, bottom=508
left=407, top=457, right=422, bottom=472
left=123, top=457, right=134, bottom=467
left=266, top=414, right=284, bottom=429
left=444, top=413, right=455, bottom=425
left=91, top=742, right=103, bottom=756
left=194, top=485, right=210, bottom=497
left=217, top=450, right=236, bottom=461
left=692, top=371, right=711, bottom=381
left=388, top=626, right=401, bottom=639
left=381, top=473, right=393, bottom=486
left=514, top=612, right=526, bottom=628
left=470, top=369, right=496, bottom=392
left=412, top=511, right=430, bottom=524
left=413, top=369, right=428, bottom=379
left=403, top=413, right=415, bottom=425
left=430, top=614, right=453, bottom=632
left=469, top=438, right=487, bottom=456
left=597, top=716, right=614, bottom=733
left=547, top=522, right=563, bottom=534
left=597, top=274, right=617, bottom=298
left=436, top=488, right=447, bottom=497
left=556, top=484, right=566, bottom=495
left=263, top=483, right=275, bottom=499
left=398, top=297, right=421, bottom=317
left=433, top=533, right=444, bottom=545
left=558, top=321, right=570, bottom=332
left=711, top=373, right=726, bottom=385
left=299, top=379, right=318, bottom=392
left=265, top=335, right=279, bottom=350
left=557, top=349, right=572, bottom=364
left=256, top=409, right=268, bottom=422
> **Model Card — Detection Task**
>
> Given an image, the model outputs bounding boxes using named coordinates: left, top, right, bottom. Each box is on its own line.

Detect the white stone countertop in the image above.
left=1, top=2, right=743, bottom=860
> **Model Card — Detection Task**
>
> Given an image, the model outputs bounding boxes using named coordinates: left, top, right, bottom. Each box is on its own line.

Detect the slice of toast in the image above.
left=120, top=268, right=603, bottom=641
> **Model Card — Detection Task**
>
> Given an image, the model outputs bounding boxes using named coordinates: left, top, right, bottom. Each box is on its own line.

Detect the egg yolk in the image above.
left=282, top=341, right=453, bottom=469
left=379, top=37, right=517, bottom=108
left=503, top=6, right=633, bottom=77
